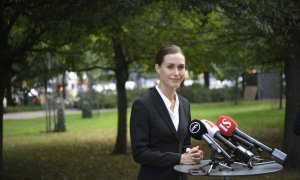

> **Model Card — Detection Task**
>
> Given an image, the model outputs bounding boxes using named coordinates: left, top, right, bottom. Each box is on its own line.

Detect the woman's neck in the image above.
left=158, top=84, right=176, bottom=101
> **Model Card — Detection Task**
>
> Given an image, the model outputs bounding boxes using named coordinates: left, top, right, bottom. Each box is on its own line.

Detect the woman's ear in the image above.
left=155, top=64, right=160, bottom=74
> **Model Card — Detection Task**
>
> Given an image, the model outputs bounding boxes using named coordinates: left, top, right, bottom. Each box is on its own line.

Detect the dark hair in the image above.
left=155, top=44, right=184, bottom=65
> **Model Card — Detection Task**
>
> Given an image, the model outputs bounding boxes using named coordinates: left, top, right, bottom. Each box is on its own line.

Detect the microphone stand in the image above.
left=197, top=152, right=233, bottom=175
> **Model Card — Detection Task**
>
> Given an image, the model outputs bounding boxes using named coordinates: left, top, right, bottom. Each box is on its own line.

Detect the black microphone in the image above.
left=215, top=115, right=287, bottom=164
left=188, top=119, right=232, bottom=161
left=201, top=120, right=254, bottom=164
left=230, top=134, right=261, bottom=153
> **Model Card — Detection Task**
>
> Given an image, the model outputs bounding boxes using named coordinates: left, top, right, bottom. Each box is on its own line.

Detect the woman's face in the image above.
left=155, top=53, right=186, bottom=90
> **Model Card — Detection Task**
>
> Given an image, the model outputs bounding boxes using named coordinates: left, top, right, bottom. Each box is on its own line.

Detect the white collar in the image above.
left=155, top=85, right=179, bottom=112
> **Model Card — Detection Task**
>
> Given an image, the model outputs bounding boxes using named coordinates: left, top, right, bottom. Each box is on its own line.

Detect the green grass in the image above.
left=4, top=100, right=298, bottom=180
left=4, top=100, right=283, bottom=137
left=4, top=112, right=118, bottom=137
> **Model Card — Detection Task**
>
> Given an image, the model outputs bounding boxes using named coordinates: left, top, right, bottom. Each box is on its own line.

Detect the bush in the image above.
left=5, top=105, right=43, bottom=113
left=177, top=84, right=239, bottom=103
left=127, top=88, right=149, bottom=106
left=126, top=86, right=237, bottom=105
left=5, top=86, right=239, bottom=113
left=77, top=85, right=239, bottom=110
left=78, top=90, right=117, bottom=109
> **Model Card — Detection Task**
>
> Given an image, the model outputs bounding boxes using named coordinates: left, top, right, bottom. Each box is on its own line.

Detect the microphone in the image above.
left=231, top=134, right=258, bottom=152
left=201, top=120, right=254, bottom=164
left=215, top=115, right=287, bottom=164
left=188, top=119, right=232, bottom=161
left=201, top=120, right=236, bottom=149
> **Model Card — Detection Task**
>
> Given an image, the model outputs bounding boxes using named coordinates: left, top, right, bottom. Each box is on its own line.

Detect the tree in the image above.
left=0, top=0, right=95, bottom=174
left=44, top=0, right=160, bottom=154
left=94, top=1, right=230, bottom=153
left=76, top=1, right=166, bottom=154
left=1, top=1, right=47, bottom=173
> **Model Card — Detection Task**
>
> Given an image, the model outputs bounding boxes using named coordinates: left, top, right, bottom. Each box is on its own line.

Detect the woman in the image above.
left=130, top=45, right=204, bottom=180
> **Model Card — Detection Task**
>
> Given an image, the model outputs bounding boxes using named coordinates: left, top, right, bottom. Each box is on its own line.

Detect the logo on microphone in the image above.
left=189, top=121, right=200, bottom=134
left=219, top=118, right=232, bottom=132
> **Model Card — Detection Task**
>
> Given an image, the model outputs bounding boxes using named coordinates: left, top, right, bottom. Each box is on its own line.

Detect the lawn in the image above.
left=3, top=100, right=298, bottom=180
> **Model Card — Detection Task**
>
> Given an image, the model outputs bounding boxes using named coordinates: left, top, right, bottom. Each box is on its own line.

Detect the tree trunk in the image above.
left=62, top=72, right=66, bottom=99
left=283, top=31, right=300, bottom=169
left=5, top=82, right=14, bottom=106
left=0, top=52, right=10, bottom=178
left=279, top=63, right=284, bottom=110
left=0, top=80, right=4, bottom=177
left=234, top=75, right=240, bottom=105
left=204, top=71, right=210, bottom=88
left=0, top=7, right=11, bottom=172
left=112, top=38, right=128, bottom=154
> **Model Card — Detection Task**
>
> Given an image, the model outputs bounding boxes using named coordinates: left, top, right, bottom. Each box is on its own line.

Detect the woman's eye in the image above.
left=166, top=64, right=185, bottom=71
left=167, top=65, right=175, bottom=69
left=178, top=65, right=185, bottom=71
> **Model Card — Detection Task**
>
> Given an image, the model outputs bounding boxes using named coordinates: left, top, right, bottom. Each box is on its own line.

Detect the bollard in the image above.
left=55, top=108, right=66, bottom=132
left=82, top=101, right=92, bottom=118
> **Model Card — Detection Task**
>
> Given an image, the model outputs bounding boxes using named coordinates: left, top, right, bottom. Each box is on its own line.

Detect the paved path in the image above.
left=3, top=109, right=81, bottom=120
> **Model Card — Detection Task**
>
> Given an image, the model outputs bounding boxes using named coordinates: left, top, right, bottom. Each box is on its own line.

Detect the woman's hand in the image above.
left=180, top=146, right=204, bottom=164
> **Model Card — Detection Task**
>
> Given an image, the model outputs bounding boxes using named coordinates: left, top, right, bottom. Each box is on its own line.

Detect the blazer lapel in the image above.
left=151, top=88, right=179, bottom=140
left=177, top=99, right=186, bottom=140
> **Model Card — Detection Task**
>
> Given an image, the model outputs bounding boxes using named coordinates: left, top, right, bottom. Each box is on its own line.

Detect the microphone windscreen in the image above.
left=215, top=115, right=238, bottom=136
left=188, top=119, right=208, bottom=140
left=201, top=119, right=220, bottom=137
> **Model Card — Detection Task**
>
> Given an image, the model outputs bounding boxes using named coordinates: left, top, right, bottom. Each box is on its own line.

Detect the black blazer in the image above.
left=130, top=87, right=191, bottom=180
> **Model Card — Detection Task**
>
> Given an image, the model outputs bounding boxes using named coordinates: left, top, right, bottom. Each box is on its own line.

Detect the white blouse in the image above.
left=155, top=85, right=179, bottom=131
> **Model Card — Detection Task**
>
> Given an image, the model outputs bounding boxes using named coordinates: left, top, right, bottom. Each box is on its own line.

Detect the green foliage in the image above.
left=78, top=88, right=149, bottom=110
left=78, top=91, right=118, bottom=109
left=177, top=85, right=238, bottom=103
left=126, top=88, right=149, bottom=106
left=95, top=92, right=118, bottom=109
left=76, top=86, right=238, bottom=110
left=5, top=105, right=43, bottom=113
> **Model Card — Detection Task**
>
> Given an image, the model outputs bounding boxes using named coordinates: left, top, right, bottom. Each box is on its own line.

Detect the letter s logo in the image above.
left=222, top=118, right=232, bottom=128
left=219, top=118, right=232, bottom=132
